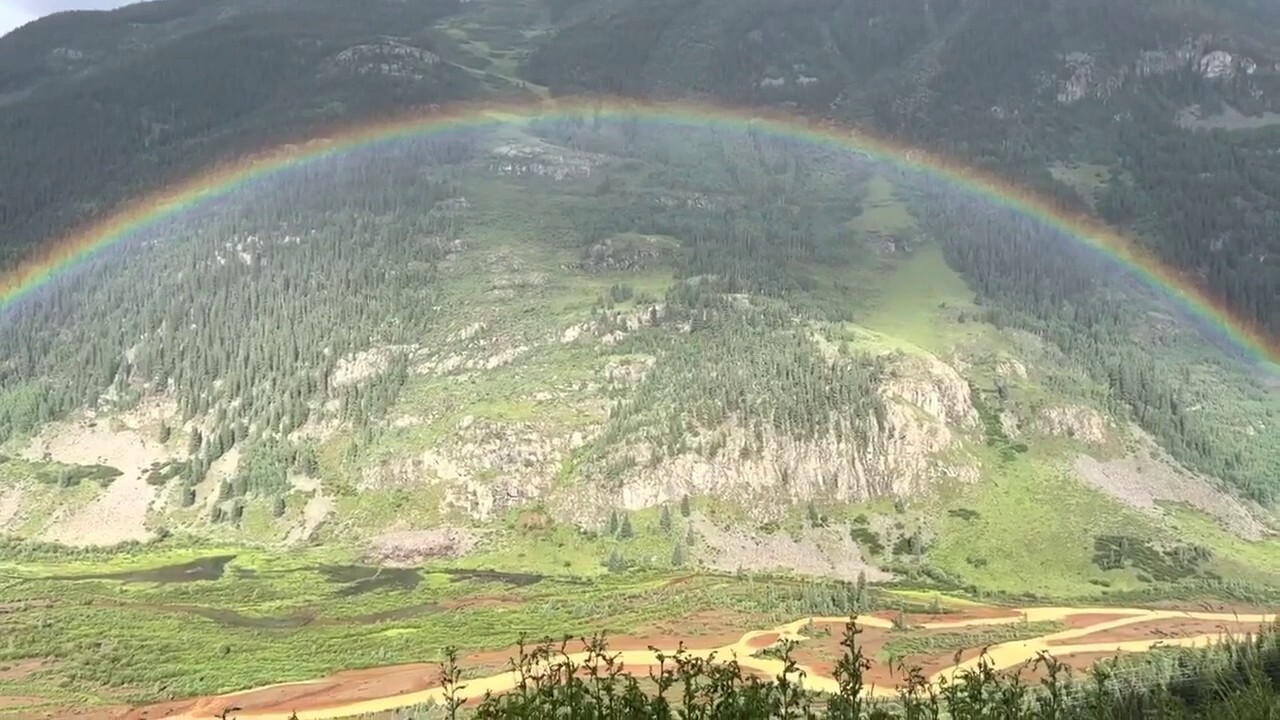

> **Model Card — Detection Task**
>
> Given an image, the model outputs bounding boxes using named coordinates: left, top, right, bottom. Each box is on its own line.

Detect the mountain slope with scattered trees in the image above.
left=525, top=0, right=1280, bottom=341
left=0, top=0, right=1277, bottom=601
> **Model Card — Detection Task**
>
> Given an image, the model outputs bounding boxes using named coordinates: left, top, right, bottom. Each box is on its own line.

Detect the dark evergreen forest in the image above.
left=527, top=0, right=1280, bottom=341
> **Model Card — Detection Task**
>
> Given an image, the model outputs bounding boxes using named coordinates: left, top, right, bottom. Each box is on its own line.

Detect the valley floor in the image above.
left=126, top=604, right=1275, bottom=720
left=0, top=555, right=1273, bottom=720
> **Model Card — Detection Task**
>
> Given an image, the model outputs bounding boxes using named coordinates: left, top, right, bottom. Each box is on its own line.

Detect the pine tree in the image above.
left=619, top=514, right=634, bottom=540
left=607, top=510, right=620, bottom=536
left=680, top=494, right=691, bottom=517
left=605, top=550, right=626, bottom=573
left=296, top=444, right=319, bottom=476
left=807, top=500, right=824, bottom=527
left=892, top=609, right=908, bottom=631
left=671, top=543, right=686, bottom=567
left=843, top=581, right=859, bottom=611
left=659, top=505, right=673, bottom=533
left=909, top=531, right=924, bottom=557
left=685, top=526, right=696, bottom=546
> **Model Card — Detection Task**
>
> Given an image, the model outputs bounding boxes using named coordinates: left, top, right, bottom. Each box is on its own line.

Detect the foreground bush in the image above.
left=420, top=618, right=1280, bottom=719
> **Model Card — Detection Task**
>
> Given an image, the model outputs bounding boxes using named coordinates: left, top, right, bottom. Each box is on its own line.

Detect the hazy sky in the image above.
left=1, top=1, right=140, bottom=38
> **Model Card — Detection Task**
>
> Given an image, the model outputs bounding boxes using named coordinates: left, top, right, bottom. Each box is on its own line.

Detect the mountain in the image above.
left=0, top=0, right=517, bottom=271
left=5, top=0, right=1280, bottom=713
left=0, top=0, right=1279, bottom=605
left=3, top=0, right=1279, bottom=330
left=527, top=0, right=1280, bottom=337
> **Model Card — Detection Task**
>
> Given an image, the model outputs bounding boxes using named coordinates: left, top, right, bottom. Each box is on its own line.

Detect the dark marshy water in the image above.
left=47, top=555, right=548, bottom=590
left=48, top=555, right=236, bottom=584
left=41, top=555, right=560, bottom=631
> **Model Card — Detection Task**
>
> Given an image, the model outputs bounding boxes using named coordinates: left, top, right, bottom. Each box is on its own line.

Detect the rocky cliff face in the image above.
left=334, top=347, right=985, bottom=529
left=1035, top=405, right=1110, bottom=445
left=321, top=42, right=441, bottom=80
left=559, top=352, right=982, bottom=523
left=1053, top=33, right=1277, bottom=108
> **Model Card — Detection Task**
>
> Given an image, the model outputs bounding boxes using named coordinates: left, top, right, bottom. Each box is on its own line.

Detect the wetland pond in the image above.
left=42, top=555, right=551, bottom=629
left=47, top=555, right=238, bottom=583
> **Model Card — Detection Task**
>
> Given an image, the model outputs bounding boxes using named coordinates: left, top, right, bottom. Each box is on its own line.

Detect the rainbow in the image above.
left=1, top=96, right=1276, bottom=368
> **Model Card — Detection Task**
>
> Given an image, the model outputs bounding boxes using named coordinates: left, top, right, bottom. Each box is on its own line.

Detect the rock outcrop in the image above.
left=1054, top=35, right=1273, bottom=107
left=490, top=142, right=599, bottom=180
left=322, top=42, right=440, bottom=79
left=1035, top=405, right=1109, bottom=444
left=603, top=354, right=979, bottom=515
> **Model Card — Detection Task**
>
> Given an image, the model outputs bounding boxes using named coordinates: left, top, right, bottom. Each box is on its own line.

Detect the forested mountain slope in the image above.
left=4, top=0, right=1279, bottom=336
left=0, top=0, right=1277, bottom=602
left=528, top=0, right=1280, bottom=339
left=0, top=0, right=504, bottom=270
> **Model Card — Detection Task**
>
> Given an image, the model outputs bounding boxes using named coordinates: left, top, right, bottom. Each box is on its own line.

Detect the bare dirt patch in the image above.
left=1047, top=618, right=1265, bottom=647
left=1146, top=598, right=1276, bottom=615
left=0, top=699, right=128, bottom=719
left=288, top=417, right=341, bottom=445
left=912, top=650, right=979, bottom=679
left=38, top=475, right=157, bottom=547
left=331, top=345, right=422, bottom=388
left=994, top=650, right=1121, bottom=686
left=0, top=696, right=50, bottom=712
left=792, top=618, right=1108, bottom=691
left=364, top=527, right=481, bottom=566
left=790, top=640, right=845, bottom=684
left=693, top=517, right=893, bottom=583
left=789, top=623, right=905, bottom=688
left=24, top=412, right=174, bottom=546
left=480, top=610, right=767, bottom=663
left=288, top=473, right=322, bottom=493
left=198, top=446, right=240, bottom=514
left=1035, top=406, right=1109, bottom=444
left=1073, top=435, right=1267, bottom=540
left=284, top=491, right=333, bottom=546
left=791, top=609, right=1087, bottom=687
left=620, top=610, right=771, bottom=651
left=1060, top=613, right=1137, bottom=630
left=0, top=659, right=46, bottom=681
left=118, top=699, right=192, bottom=720
left=126, top=604, right=1275, bottom=719
left=744, top=632, right=782, bottom=651
left=447, top=611, right=770, bottom=670
left=131, top=662, right=443, bottom=720
left=134, top=611, right=765, bottom=719
left=0, top=486, right=23, bottom=530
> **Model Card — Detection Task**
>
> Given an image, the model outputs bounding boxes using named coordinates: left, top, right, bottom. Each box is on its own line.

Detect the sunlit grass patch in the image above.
left=925, top=447, right=1161, bottom=597
left=851, top=175, right=917, bottom=236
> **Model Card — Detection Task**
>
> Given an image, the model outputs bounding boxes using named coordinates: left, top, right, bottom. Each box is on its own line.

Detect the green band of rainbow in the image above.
left=2, top=97, right=1277, bottom=367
